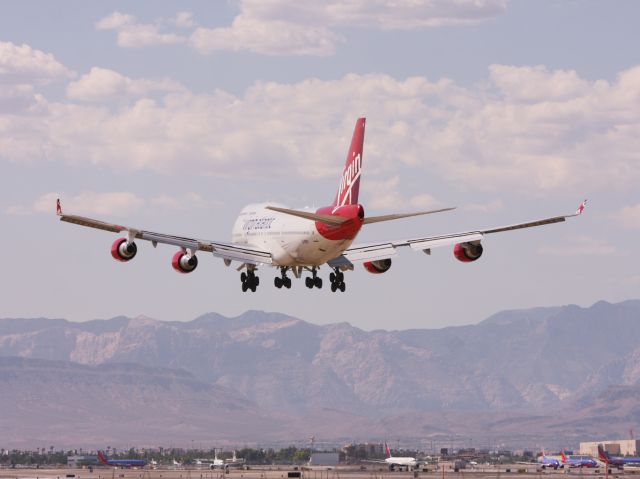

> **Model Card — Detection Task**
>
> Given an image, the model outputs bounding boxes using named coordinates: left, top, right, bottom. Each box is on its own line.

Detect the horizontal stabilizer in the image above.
left=364, top=207, right=456, bottom=224
left=265, top=206, right=350, bottom=225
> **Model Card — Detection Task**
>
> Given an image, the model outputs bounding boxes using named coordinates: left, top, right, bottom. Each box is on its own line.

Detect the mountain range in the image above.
left=1, top=300, right=639, bottom=449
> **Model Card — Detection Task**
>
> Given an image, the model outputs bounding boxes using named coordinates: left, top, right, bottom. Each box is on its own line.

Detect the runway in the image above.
left=0, top=464, right=628, bottom=479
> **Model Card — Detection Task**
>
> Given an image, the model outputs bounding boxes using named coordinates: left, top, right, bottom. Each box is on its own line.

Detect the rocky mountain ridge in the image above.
left=2, top=300, right=640, bottom=447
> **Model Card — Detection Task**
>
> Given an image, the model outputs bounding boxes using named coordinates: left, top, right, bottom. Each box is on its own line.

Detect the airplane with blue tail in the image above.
left=538, top=451, right=561, bottom=470
left=97, top=451, right=146, bottom=468
left=561, top=451, right=598, bottom=468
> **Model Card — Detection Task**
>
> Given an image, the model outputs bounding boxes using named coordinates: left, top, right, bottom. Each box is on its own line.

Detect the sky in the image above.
left=1, top=0, right=639, bottom=331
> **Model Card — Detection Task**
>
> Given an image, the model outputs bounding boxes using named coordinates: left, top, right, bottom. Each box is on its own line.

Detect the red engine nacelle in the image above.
left=172, top=251, right=198, bottom=273
left=453, top=242, right=483, bottom=262
left=111, top=238, right=137, bottom=262
left=363, top=258, right=392, bottom=274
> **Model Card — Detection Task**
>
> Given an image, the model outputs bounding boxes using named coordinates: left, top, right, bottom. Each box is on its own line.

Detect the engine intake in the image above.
left=363, top=258, right=392, bottom=274
left=172, top=251, right=198, bottom=273
left=111, top=238, right=137, bottom=262
left=454, top=242, right=483, bottom=262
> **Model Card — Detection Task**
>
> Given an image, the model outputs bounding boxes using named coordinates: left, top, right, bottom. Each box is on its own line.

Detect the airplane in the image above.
left=598, top=444, right=640, bottom=468
left=560, top=451, right=598, bottom=468
left=56, top=118, right=587, bottom=292
left=172, top=459, right=183, bottom=467
left=97, top=451, right=146, bottom=468
left=537, top=450, right=561, bottom=470
left=367, top=443, right=421, bottom=471
left=225, top=451, right=245, bottom=467
left=195, top=451, right=224, bottom=469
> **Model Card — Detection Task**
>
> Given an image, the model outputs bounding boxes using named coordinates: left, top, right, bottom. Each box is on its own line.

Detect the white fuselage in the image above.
left=231, top=203, right=355, bottom=266
left=386, top=457, right=418, bottom=467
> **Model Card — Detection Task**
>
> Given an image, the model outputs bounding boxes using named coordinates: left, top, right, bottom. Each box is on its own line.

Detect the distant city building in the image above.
left=67, top=455, right=99, bottom=467
left=309, top=452, right=339, bottom=466
left=580, top=440, right=640, bottom=457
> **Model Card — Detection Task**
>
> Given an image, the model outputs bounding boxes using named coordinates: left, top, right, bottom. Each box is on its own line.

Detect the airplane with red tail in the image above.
left=57, top=118, right=587, bottom=292
left=598, top=444, right=640, bottom=468
left=97, top=451, right=146, bottom=468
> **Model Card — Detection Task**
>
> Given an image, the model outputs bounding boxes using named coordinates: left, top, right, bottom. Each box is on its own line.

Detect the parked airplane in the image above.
left=97, top=451, right=146, bottom=468
left=538, top=451, right=561, bottom=470
left=225, top=451, right=245, bottom=467
left=57, top=118, right=586, bottom=292
left=560, top=451, right=598, bottom=468
left=598, top=444, right=640, bottom=468
left=195, top=451, right=224, bottom=469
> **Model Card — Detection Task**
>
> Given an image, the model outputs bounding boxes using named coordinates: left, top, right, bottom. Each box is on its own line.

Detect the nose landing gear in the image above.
left=240, top=269, right=259, bottom=292
left=329, top=268, right=346, bottom=292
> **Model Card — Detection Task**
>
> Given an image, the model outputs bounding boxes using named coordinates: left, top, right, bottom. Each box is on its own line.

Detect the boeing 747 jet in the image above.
left=57, top=118, right=586, bottom=292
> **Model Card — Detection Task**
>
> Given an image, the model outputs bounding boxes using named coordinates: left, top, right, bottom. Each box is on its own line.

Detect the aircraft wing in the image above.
left=57, top=204, right=272, bottom=265
left=332, top=200, right=587, bottom=266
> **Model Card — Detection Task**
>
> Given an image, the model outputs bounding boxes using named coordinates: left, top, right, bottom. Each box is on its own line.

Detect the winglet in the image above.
left=56, top=198, right=62, bottom=216
left=574, top=199, right=587, bottom=216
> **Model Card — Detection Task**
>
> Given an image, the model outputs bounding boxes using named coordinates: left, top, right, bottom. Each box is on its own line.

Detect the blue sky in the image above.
left=1, top=0, right=638, bottom=330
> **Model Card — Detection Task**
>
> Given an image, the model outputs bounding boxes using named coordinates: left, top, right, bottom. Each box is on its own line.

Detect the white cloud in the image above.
left=190, top=0, right=507, bottom=56
left=539, top=236, right=618, bottom=257
left=67, top=67, right=184, bottom=102
left=367, top=177, right=441, bottom=211
left=173, top=11, right=196, bottom=29
left=0, top=41, right=74, bottom=84
left=615, top=203, right=640, bottom=229
left=6, top=191, right=211, bottom=217
left=464, top=199, right=504, bottom=213
left=95, top=11, right=186, bottom=48
left=95, top=11, right=135, bottom=30
left=2, top=64, right=640, bottom=195
left=191, top=16, right=341, bottom=56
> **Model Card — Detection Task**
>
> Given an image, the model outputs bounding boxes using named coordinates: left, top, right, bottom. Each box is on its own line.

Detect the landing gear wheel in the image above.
left=241, top=269, right=259, bottom=292
left=274, top=277, right=282, bottom=288
left=305, top=277, right=313, bottom=288
left=330, top=267, right=346, bottom=292
left=314, top=276, right=323, bottom=289
left=284, top=277, right=292, bottom=288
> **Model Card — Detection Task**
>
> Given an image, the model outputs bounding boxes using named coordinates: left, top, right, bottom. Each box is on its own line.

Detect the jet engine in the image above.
left=453, top=242, right=483, bottom=262
left=363, top=258, right=392, bottom=274
left=172, top=251, right=198, bottom=273
left=111, top=238, right=137, bottom=262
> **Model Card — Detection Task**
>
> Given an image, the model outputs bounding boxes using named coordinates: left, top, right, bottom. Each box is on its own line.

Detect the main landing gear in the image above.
left=305, top=267, right=323, bottom=289
left=329, top=267, right=346, bottom=292
left=274, top=267, right=292, bottom=289
left=240, top=269, right=259, bottom=292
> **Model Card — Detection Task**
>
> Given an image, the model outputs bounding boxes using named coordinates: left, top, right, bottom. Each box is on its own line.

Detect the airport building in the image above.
left=67, top=455, right=99, bottom=467
left=309, top=452, right=339, bottom=466
left=580, top=440, right=640, bottom=457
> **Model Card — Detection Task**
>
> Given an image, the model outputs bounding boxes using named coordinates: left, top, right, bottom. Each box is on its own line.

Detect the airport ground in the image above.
left=0, top=464, right=635, bottom=479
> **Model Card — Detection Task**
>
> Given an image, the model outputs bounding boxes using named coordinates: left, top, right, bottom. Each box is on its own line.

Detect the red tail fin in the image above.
left=98, top=451, right=109, bottom=465
left=561, top=451, right=567, bottom=462
left=385, top=442, right=391, bottom=458
left=333, top=118, right=365, bottom=207
left=598, top=445, right=609, bottom=463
